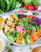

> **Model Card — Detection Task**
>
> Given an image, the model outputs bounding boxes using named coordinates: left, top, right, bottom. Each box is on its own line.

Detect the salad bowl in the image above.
left=1, top=11, right=41, bottom=46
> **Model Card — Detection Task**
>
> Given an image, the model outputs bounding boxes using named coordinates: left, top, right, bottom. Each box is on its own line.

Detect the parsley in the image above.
left=38, top=43, right=41, bottom=44
left=29, top=47, right=32, bottom=50
left=6, top=47, right=9, bottom=49
left=19, top=49, right=22, bottom=51
left=10, top=43, right=14, bottom=46
left=8, top=49, right=13, bottom=52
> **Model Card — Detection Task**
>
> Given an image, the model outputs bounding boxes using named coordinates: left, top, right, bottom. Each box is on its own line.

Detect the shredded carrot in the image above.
left=28, top=30, right=30, bottom=32
left=18, top=24, right=22, bottom=27
left=28, top=33, right=31, bottom=35
left=27, top=15, right=35, bottom=18
left=19, top=30, right=23, bottom=39
left=26, top=30, right=30, bottom=32
left=16, top=42, right=23, bottom=44
left=28, top=19, right=31, bottom=22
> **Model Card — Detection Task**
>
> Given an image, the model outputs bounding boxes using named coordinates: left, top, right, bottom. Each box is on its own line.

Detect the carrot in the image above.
left=16, top=37, right=19, bottom=45
left=16, top=42, right=23, bottom=44
left=19, top=31, right=23, bottom=43
left=27, top=15, right=35, bottom=18
left=19, top=30, right=23, bottom=39
left=15, top=31, right=23, bottom=44
left=26, top=30, right=30, bottom=32
left=18, top=24, right=22, bottom=27
left=28, top=19, right=31, bottom=22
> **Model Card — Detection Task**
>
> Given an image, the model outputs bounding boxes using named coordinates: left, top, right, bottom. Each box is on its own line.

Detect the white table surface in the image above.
left=0, top=8, right=41, bottom=52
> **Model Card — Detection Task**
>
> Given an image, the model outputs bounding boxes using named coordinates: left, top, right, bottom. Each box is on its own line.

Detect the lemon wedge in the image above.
left=13, top=13, right=19, bottom=21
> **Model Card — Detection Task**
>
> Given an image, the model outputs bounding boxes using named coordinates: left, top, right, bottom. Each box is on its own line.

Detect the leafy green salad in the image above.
left=6, top=15, right=41, bottom=45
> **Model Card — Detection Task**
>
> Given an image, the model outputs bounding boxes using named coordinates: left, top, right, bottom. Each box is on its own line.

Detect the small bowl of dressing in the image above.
left=0, top=38, right=5, bottom=52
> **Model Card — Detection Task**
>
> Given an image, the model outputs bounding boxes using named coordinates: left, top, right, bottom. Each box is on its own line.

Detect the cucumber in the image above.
left=1, top=0, right=5, bottom=10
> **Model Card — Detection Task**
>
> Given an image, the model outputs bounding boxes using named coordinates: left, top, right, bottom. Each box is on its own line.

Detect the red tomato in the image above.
left=35, top=6, right=38, bottom=10
left=24, top=5, right=28, bottom=8
left=28, top=5, right=34, bottom=11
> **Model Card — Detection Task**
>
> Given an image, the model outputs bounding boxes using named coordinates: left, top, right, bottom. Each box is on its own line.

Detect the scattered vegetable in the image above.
left=38, top=5, right=41, bottom=12
left=28, top=5, right=34, bottom=11
left=22, top=0, right=32, bottom=5
left=5, top=47, right=13, bottom=52
left=8, top=49, right=13, bottom=52
left=6, top=47, right=9, bottom=49
left=24, top=5, right=28, bottom=8
left=35, top=6, right=38, bottom=10
left=0, top=0, right=22, bottom=14
left=33, top=12, right=39, bottom=16
left=19, top=49, right=23, bottom=51
left=29, top=46, right=32, bottom=50
left=38, top=43, right=41, bottom=44
left=32, top=0, right=40, bottom=6
left=10, top=43, right=14, bottom=46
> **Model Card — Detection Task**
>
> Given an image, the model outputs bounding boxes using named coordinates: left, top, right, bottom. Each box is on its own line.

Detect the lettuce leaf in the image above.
left=22, top=0, right=32, bottom=5
left=32, top=0, right=40, bottom=6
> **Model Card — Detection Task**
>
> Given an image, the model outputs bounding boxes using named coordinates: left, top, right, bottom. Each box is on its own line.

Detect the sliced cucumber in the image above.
left=0, top=0, right=1, bottom=9
left=1, top=0, right=5, bottom=10
left=27, top=39, right=31, bottom=44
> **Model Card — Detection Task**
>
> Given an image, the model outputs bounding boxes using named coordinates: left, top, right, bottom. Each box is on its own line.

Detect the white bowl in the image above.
left=2, top=11, right=41, bottom=46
